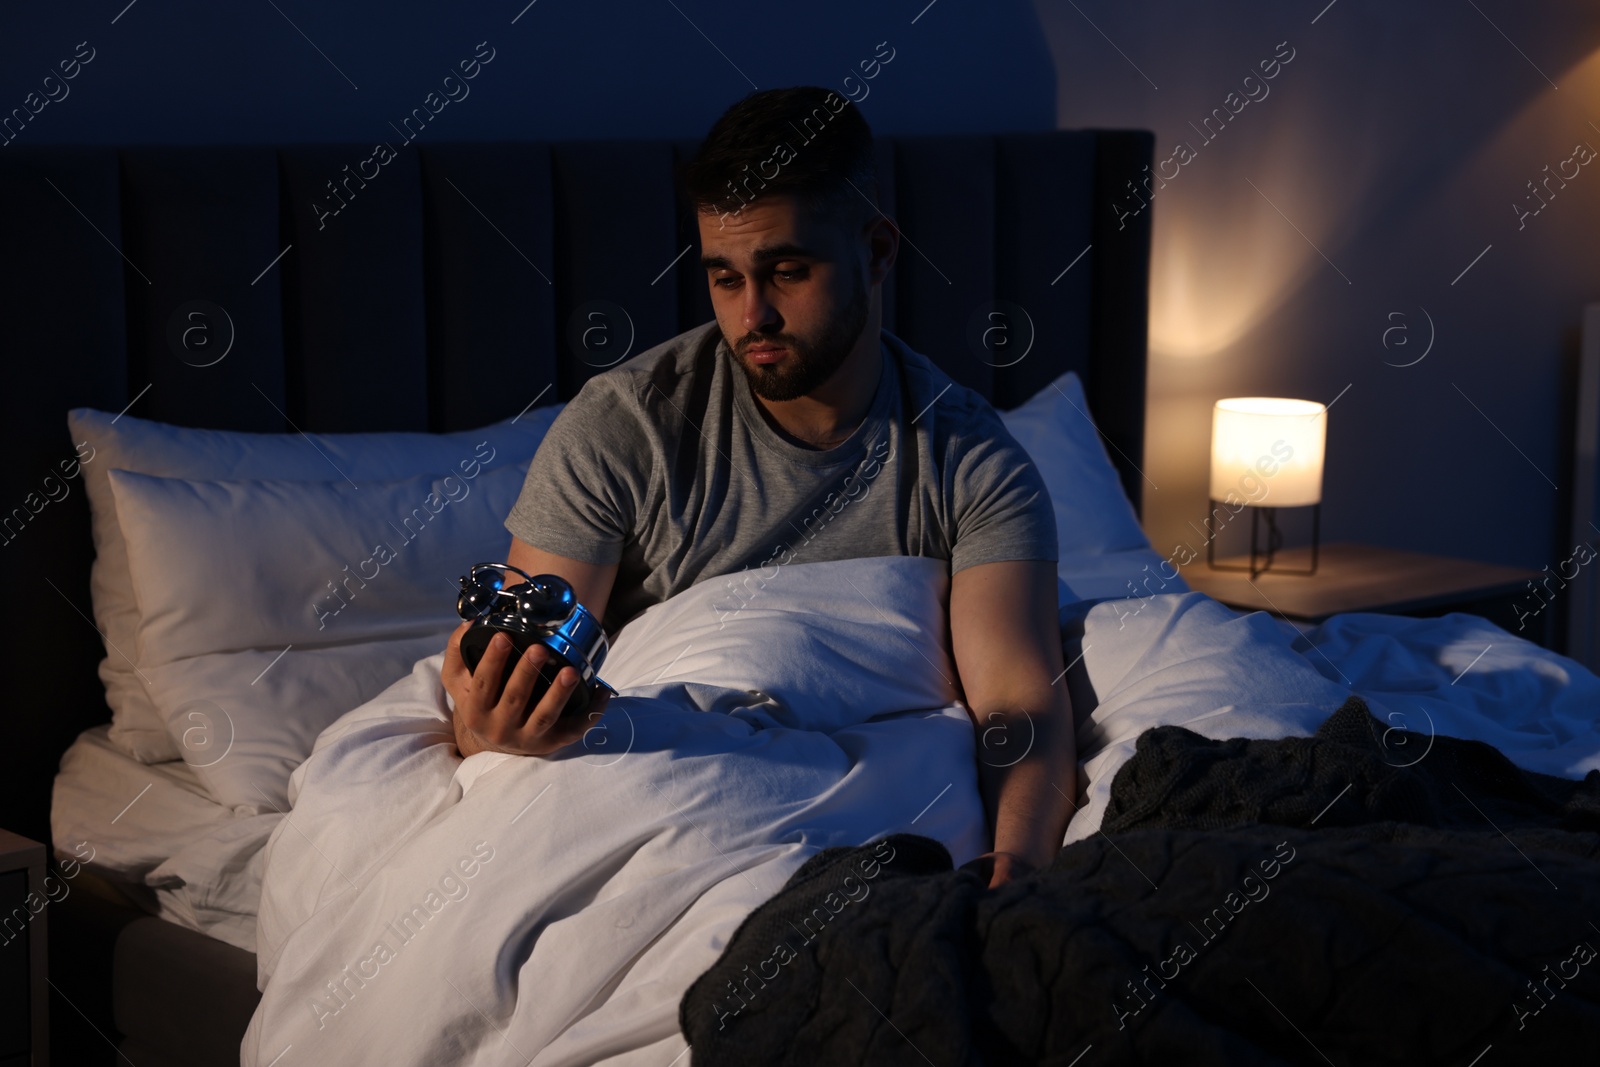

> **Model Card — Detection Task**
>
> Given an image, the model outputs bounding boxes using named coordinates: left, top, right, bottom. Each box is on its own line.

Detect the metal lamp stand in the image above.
left=1205, top=501, right=1321, bottom=578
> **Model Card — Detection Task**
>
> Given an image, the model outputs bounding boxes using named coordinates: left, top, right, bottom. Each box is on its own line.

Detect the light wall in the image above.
left=1036, top=0, right=1600, bottom=571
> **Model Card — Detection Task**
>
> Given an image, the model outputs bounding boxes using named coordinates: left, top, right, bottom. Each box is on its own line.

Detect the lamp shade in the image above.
left=1209, top=397, right=1325, bottom=507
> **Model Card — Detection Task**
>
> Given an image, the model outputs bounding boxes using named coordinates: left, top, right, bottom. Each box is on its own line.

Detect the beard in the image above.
left=730, top=277, right=870, bottom=403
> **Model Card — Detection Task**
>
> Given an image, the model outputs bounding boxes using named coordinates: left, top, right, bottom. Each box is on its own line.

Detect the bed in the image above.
left=5, top=130, right=1152, bottom=1065
left=7, top=130, right=1598, bottom=1066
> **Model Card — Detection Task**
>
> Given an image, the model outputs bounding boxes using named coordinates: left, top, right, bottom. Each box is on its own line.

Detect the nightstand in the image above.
left=1182, top=542, right=1550, bottom=646
left=0, top=830, right=47, bottom=1066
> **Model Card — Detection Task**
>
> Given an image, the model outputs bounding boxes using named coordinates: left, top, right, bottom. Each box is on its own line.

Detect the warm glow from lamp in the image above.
left=1209, top=397, right=1326, bottom=507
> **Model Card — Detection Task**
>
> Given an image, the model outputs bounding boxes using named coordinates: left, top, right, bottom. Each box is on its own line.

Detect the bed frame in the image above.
left=0, top=130, right=1152, bottom=1065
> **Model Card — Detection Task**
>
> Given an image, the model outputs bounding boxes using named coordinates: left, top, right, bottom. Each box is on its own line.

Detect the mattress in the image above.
left=51, top=724, right=279, bottom=952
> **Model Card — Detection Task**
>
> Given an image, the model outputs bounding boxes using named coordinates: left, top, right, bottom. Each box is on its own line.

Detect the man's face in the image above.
left=698, top=194, right=869, bottom=402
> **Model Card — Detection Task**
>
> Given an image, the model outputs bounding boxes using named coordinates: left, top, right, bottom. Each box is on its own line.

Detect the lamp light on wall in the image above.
left=1207, top=397, right=1326, bottom=577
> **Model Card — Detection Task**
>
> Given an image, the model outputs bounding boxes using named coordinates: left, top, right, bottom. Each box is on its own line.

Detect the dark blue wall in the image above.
left=1037, top=0, right=1600, bottom=573
left=0, top=0, right=1055, bottom=143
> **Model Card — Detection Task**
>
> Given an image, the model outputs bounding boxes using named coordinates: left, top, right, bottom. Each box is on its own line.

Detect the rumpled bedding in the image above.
left=242, top=556, right=987, bottom=1066
left=682, top=696, right=1600, bottom=1065
left=242, top=552, right=1600, bottom=1065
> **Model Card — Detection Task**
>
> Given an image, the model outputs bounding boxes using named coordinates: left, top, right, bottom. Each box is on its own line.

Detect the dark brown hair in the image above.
left=680, top=86, right=878, bottom=224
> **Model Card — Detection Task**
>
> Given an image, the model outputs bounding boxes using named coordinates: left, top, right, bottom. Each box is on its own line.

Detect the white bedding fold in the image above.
left=50, top=725, right=279, bottom=951
left=1286, top=609, right=1600, bottom=778
left=1059, top=592, right=1600, bottom=844
left=244, top=556, right=987, bottom=1067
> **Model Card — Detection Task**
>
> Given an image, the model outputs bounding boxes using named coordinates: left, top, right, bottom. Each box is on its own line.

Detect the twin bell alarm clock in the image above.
left=455, top=563, right=615, bottom=719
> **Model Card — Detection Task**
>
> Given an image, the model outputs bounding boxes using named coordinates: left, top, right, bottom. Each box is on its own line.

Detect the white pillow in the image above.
left=68, top=405, right=562, bottom=762
left=140, top=636, right=454, bottom=815
left=999, top=371, right=1150, bottom=556
left=107, top=461, right=530, bottom=811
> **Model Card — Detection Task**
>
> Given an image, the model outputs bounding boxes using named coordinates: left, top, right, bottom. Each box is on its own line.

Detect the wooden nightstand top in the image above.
left=0, top=830, right=43, bottom=872
left=1181, top=542, right=1542, bottom=621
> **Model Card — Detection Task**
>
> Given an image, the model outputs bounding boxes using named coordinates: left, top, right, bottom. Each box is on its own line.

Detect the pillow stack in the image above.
left=70, top=406, right=561, bottom=810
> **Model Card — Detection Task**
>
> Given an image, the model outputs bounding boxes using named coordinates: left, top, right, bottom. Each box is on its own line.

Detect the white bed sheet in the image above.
left=51, top=725, right=278, bottom=951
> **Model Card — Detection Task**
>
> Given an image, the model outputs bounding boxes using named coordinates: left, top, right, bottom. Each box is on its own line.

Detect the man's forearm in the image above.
left=974, top=685, right=1077, bottom=868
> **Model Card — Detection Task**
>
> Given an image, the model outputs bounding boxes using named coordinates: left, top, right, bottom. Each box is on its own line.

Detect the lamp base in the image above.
left=1206, top=502, right=1320, bottom=579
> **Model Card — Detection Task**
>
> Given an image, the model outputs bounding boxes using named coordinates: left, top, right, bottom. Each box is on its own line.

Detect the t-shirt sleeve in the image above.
left=948, top=409, right=1059, bottom=574
left=503, top=378, right=648, bottom=565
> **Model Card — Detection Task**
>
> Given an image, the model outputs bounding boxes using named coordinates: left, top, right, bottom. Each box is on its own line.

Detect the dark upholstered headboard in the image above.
left=0, top=130, right=1152, bottom=845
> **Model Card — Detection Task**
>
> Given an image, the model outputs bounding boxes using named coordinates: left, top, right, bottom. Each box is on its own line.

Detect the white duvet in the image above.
left=243, top=556, right=1600, bottom=1066
left=243, top=556, right=988, bottom=1067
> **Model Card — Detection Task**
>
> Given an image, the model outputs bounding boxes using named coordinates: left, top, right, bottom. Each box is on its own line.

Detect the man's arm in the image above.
left=948, top=558, right=1076, bottom=886
left=441, top=536, right=619, bottom=758
left=503, top=536, right=618, bottom=616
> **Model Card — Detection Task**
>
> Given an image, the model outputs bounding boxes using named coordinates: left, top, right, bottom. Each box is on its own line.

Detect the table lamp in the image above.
left=1207, top=397, right=1326, bottom=577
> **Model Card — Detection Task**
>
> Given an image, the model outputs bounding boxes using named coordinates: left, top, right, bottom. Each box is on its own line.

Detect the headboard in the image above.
left=0, top=130, right=1153, bottom=845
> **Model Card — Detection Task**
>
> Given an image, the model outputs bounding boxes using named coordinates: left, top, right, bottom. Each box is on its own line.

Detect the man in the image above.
left=442, top=86, right=1075, bottom=887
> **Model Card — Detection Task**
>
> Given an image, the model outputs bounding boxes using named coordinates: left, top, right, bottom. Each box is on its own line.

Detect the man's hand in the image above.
left=441, top=621, right=609, bottom=758
left=966, top=849, right=1036, bottom=889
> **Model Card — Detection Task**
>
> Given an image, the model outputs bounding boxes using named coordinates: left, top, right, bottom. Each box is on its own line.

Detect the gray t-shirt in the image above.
left=505, top=320, right=1056, bottom=635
